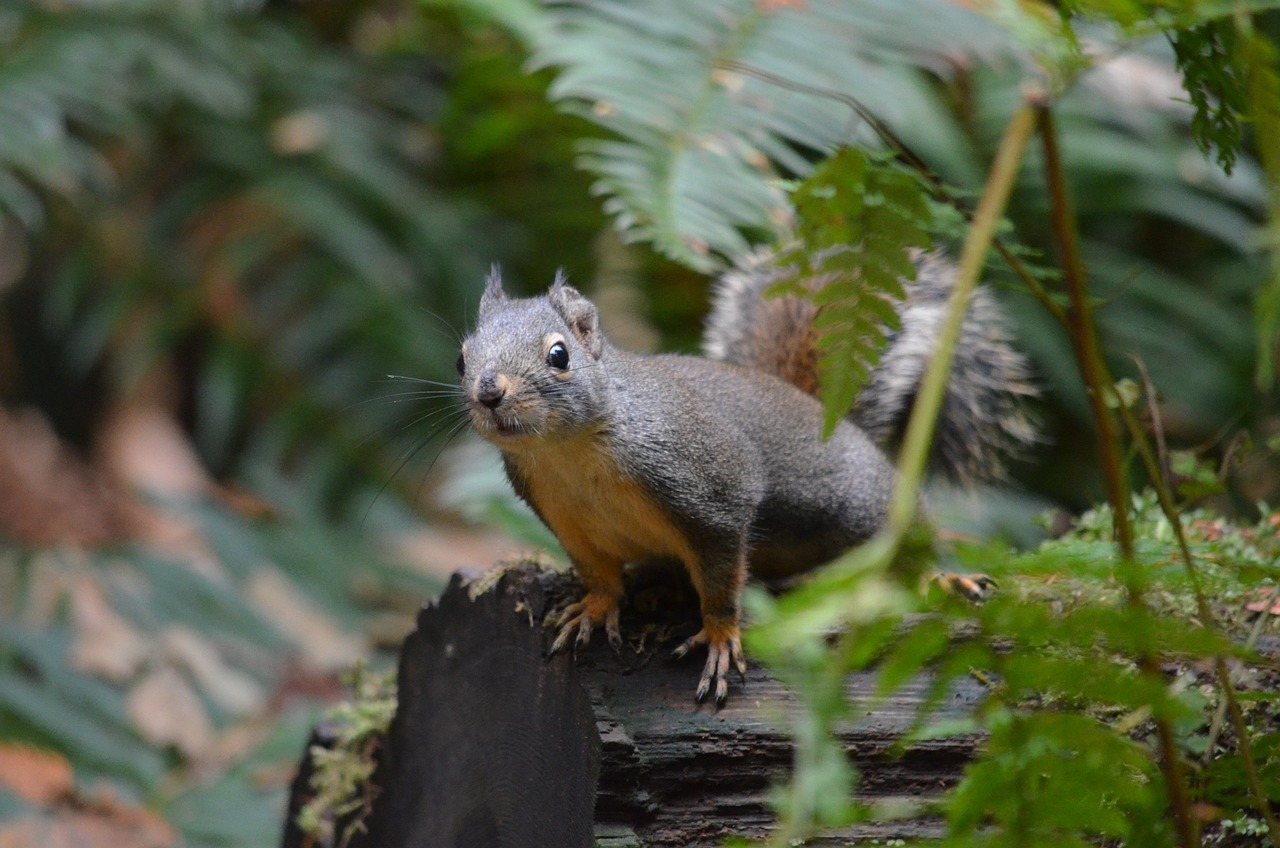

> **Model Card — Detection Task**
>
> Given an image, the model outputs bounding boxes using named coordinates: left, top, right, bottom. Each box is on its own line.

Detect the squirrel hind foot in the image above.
left=928, top=571, right=997, bottom=602
left=548, top=592, right=622, bottom=655
left=673, top=622, right=747, bottom=705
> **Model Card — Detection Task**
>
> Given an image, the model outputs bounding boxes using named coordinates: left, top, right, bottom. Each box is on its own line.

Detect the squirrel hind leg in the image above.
left=547, top=590, right=623, bottom=654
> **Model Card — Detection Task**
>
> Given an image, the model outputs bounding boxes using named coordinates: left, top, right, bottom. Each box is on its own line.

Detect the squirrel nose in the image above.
left=476, top=372, right=505, bottom=409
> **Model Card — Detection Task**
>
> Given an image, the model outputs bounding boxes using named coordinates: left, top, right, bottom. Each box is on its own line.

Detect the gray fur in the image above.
left=704, top=247, right=1038, bottom=483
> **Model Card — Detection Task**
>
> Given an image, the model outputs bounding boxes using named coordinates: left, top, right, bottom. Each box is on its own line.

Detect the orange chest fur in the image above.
left=506, top=437, right=695, bottom=569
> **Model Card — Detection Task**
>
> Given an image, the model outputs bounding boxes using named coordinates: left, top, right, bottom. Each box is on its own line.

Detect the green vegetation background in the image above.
left=0, top=1, right=1277, bottom=846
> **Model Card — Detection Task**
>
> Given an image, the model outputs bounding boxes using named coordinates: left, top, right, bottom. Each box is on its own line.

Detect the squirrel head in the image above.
left=459, top=267, right=610, bottom=447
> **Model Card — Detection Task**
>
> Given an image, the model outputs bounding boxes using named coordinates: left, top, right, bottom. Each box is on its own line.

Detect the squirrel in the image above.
left=458, top=250, right=1036, bottom=704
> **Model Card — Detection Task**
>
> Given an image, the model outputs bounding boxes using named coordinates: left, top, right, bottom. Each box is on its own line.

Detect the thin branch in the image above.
left=1036, top=103, right=1199, bottom=848
left=1131, top=356, right=1172, bottom=488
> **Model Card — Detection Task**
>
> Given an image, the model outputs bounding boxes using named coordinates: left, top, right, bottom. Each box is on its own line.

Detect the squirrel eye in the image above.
left=455, top=352, right=465, bottom=377
left=546, top=341, right=569, bottom=370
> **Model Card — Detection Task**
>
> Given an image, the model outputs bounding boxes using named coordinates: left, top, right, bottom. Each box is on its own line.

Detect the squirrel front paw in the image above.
left=547, top=590, right=622, bottom=654
left=672, top=617, right=747, bottom=705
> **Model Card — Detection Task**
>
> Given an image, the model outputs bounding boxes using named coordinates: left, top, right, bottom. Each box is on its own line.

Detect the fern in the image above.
left=535, top=0, right=1008, bottom=271
left=535, top=1, right=1272, bottom=493
left=1064, top=0, right=1280, bottom=394
left=1170, top=20, right=1247, bottom=174
left=773, top=149, right=932, bottom=437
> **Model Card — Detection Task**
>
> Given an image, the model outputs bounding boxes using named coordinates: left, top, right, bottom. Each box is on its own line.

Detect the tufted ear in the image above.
left=479, top=264, right=508, bottom=318
left=547, top=270, right=602, bottom=359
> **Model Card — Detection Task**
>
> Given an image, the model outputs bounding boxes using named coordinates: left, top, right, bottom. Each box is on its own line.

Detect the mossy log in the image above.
left=281, top=561, right=986, bottom=848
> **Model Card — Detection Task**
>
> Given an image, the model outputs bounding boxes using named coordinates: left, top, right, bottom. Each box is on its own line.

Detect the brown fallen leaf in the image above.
left=162, top=625, right=265, bottom=716
left=126, top=666, right=214, bottom=760
left=1245, top=586, right=1280, bottom=616
left=0, top=405, right=132, bottom=548
left=0, top=745, right=72, bottom=806
left=98, top=400, right=210, bottom=500
left=247, top=567, right=364, bottom=673
left=70, top=572, right=149, bottom=682
left=96, top=396, right=225, bottom=571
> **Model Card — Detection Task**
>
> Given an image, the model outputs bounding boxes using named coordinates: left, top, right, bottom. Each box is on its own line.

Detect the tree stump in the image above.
left=281, top=561, right=986, bottom=848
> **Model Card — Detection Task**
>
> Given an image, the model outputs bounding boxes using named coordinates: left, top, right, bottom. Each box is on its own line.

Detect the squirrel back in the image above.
left=703, top=248, right=1038, bottom=483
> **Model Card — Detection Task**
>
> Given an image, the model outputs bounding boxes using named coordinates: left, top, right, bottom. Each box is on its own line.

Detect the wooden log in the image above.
left=281, top=561, right=986, bottom=847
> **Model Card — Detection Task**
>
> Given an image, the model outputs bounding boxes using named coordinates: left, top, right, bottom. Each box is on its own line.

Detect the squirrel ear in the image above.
left=547, top=270, right=603, bottom=359
left=479, top=264, right=508, bottom=317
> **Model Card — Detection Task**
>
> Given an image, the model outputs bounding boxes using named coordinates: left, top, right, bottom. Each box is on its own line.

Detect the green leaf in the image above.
left=775, top=148, right=931, bottom=436
left=875, top=615, right=950, bottom=699
left=947, top=712, right=1168, bottom=843
left=1170, top=20, right=1247, bottom=174
left=1202, top=731, right=1280, bottom=808
left=0, top=674, right=163, bottom=790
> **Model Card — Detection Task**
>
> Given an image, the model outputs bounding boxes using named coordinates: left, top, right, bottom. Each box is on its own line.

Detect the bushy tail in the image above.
left=703, top=248, right=1038, bottom=483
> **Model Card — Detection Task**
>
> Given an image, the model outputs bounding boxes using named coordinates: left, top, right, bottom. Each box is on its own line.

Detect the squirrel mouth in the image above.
left=472, top=408, right=530, bottom=439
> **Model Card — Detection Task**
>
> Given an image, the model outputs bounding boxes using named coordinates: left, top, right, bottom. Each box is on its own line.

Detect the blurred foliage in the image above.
left=0, top=499, right=438, bottom=846
left=0, top=0, right=616, bottom=518
left=1, top=0, right=1280, bottom=845
left=0, top=0, right=606, bottom=844
left=2, top=0, right=472, bottom=511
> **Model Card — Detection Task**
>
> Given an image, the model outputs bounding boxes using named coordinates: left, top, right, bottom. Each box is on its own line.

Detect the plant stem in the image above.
left=1036, top=104, right=1198, bottom=848
left=886, top=103, right=1037, bottom=533
left=1116, top=398, right=1280, bottom=847
left=1035, top=110, right=1131, bottom=556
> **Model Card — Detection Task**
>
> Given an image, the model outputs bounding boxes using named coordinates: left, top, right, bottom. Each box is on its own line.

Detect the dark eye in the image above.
left=455, top=352, right=465, bottom=377
left=546, top=341, right=569, bottom=370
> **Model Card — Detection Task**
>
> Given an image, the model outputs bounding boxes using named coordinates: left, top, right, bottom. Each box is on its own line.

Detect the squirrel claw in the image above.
left=930, top=571, right=996, bottom=602
left=677, top=626, right=745, bottom=705
left=671, top=628, right=705, bottom=660
left=548, top=594, right=621, bottom=655
left=548, top=600, right=590, bottom=655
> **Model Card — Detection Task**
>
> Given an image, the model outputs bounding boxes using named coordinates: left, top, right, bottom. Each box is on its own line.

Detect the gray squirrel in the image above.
left=458, top=250, right=1036, bottom=703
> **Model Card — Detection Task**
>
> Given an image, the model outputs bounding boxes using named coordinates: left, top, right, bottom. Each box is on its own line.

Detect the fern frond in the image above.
left=774, top=149, right=932, bottom=437
left=537, top=0, right=1011, bottom=270
left=1170, top=20, right=1247, bottom=174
